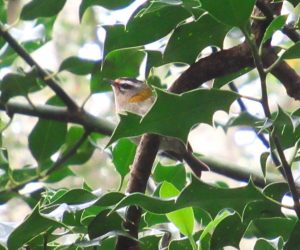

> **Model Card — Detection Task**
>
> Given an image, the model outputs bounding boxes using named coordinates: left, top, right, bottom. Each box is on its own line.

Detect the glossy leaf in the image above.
left=92, top=48, right=146, bottom=92
left=79, top=0, right=135, bottom=20
left=263, top=182, right=289, bottom=202
left=20, top=0, right=67, bottom=20
left=160, top=182, right=194, bottom=236
left=88, top=209, right=123, bottom=239
left=29, top=97, right=67, bottom=163
left=273, top=107, right=296, bottom=150
left=62, top=126, right=96, bottom=165
left=177, top=178, right=265, bottom=217
left=242, top=200, right=283, bottom=225
left=7, top=204, right=65, bottom=250
left=169, top=238, right=194, bottom=250
left=282, top=42, right=300, bottom=60
left=59, top=56, right=98, bottom=75
left=245, top=217, right=296, bottom=241
left=199, top=209, right=233, bottom=247
left=111, top=138, right=137, bottom=178
left=201, top=0, right=255, bottom=27
left=260, top=152, right=269, bottom=179
left=47, top=189, right=97, bottom=206
left=285, top=221, right=300, bottom=250
left=104, top=4, right=190, bottom=53
left=140, top=235, right=162, bottom=250
left=0, top=69, right=44, bottom=103
left=111, top=179, right=267, bottom=217
left=109, top=88, right=238, bottom=145
left=164, top=14, right=229, bottom=64
left=261, top=15, right=287, bottom=45
left=11, top=166, right=37, bottom=183
left=254, top=238, right=278, bottom=250
left=0, top=149, right=9, bottom=189
left=211, top=212, right=245, bottom=249
left=153, top=162, right=186, bottom=190
left=213, top=67, right=252, bottom=88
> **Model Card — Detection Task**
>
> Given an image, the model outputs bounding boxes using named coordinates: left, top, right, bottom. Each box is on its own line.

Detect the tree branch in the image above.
left=116, top=134, right=160, bottom=250
left=0, top=25, right=79, bottom=111
left=0, top=101, right=114, bottom=136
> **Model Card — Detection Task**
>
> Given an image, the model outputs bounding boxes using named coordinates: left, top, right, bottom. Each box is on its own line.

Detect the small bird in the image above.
left=109, top=77, right=209, bottom=177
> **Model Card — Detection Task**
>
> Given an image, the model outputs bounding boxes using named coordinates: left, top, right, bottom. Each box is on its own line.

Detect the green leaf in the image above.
left=0, top=1, right=6, bottom=24
left=0, top=149, right=9, bottom=189
left=285, top=221, right=300, bottom=250
left=29, top=97, right=67, bottom=163
left=282, top=42, right=300, bottom=59
left=224, top=112, right=264, bottom=129
left=7, top=204, right=65, bottom=250
left=160, top=182, right=194, bottom=236
left=88, top=209, right=123, bottom=239
left=176, top=178, right=265, bottom=217
left=47, top=189, right=97, bottom=206
left=245, top=217, right=296, bottom=241
left=111, top=179, right=267, bottom=217
left=145, top=50, right=163, bottom=76
left=169, top=238, right=194, bottom=250
left=29, top=119, right=67, bottom=163
left=0, top=69, right=44, bottom=103
left=153, top=162, right=186, bottom=190
left=62, top=126, right=96, bottom=165
left=79, top=0, right=135, bottom=20
left=213, top=67, right=252, bottom=89
left=211, top=212, right=245, bottom=249
left=242, top=200, right=283, bottom=225
left=20, top=0, right=67, bottom=20
left=286, top=0, right=300, bottom=6
left=260, top=152, right=269, bottom=179
left=273, top=107, right=296, bottom=150
left=111, top=138, right=137, bottom=178
left=104, top=4, right=191, bottom=53
left=59, top=56, right=98, bottom=75
left=254, top=238, right=278, bottom=250
left=94, top=192, right=125, bottom=207
left=140, top=235, right=162, bottom=250
left=44, top=166, right=75, bottom=183
left=164, top=14, right=229, bottom=64
left=261, top=15, right=287, bottom=45
left=92, top=48, right=146, bottom=92
left=109, top=88, right=238, bottom=145
left=263, top=182, right=289, bottom=202
left=200, top=0, right=256, bottom=27
left=199, top=209, right=233, bottom=246
left=11, top=166, right=37, bottom=183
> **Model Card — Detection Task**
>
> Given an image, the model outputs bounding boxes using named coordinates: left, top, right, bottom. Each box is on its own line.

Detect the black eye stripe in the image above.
left=120, top=83, right=134, bottom=90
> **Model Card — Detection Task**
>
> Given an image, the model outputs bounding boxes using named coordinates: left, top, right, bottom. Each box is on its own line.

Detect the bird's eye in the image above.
left=120, top=83, right=133, bottom=90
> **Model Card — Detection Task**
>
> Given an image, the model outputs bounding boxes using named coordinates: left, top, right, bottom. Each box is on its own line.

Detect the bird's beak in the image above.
left=104, top=78, right=119, bottom=88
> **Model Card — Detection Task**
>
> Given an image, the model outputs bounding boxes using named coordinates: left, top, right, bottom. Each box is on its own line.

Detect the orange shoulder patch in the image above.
left=129, top=88, right=153, bottom=103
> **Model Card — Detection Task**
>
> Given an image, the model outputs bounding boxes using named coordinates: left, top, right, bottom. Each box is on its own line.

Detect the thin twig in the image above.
left=0, top=129, right=91, bottom=194
left=44, top=129, right=91, bottom=176
left=243, top=25, right=300, bottom=218
left=0, top=25, right=78, bottom=111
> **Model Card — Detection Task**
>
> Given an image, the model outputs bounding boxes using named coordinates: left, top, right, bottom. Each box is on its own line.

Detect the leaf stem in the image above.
left=242, top=25, right=300, bottom=218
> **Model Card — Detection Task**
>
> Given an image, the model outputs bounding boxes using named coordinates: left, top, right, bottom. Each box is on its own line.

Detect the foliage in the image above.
left=0, top=0, right=300, bottom=249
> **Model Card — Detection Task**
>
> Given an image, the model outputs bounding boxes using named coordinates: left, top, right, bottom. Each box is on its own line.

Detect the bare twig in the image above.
left=0, top=101, right=114, bottom=136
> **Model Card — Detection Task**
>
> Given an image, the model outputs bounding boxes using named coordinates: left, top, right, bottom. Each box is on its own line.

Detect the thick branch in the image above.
left=116, top=134, right=160, bottom=250
left=1, top=101, right=114, bottom=136
left=0, top=26, right=78, bottom=111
